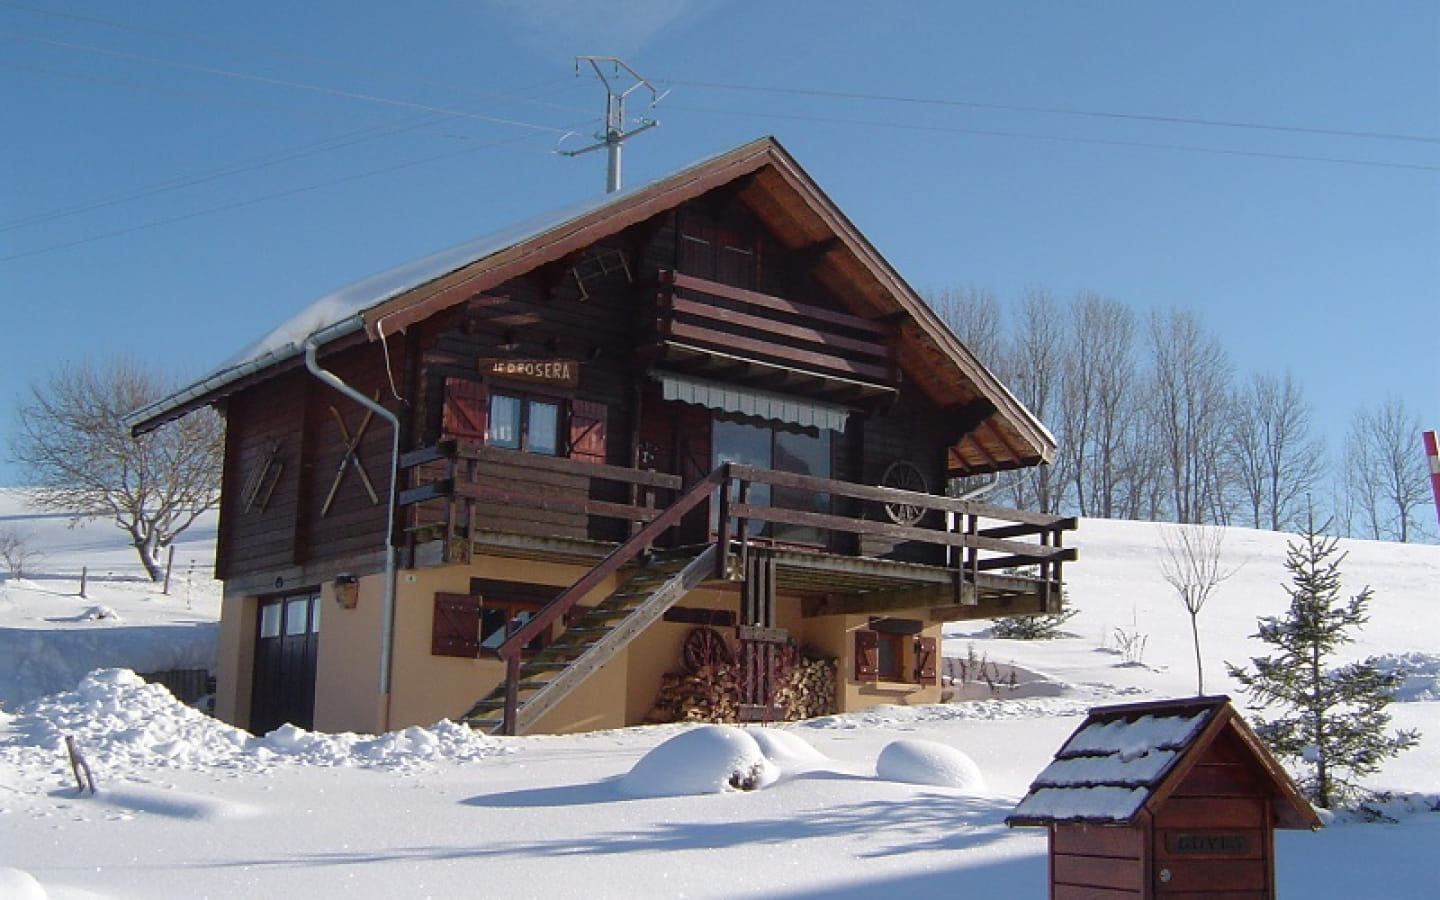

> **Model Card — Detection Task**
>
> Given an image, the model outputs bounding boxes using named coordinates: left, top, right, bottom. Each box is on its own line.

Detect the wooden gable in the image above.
left=131, top=137, right=1055, bottom=477
left=349, top=137, right=1052, bottom=476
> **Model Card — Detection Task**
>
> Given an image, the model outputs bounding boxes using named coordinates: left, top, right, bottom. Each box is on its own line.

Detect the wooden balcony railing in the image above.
left=656, top=270, right=897, bottom=388
left=398, top=442, right=1075, bottom=594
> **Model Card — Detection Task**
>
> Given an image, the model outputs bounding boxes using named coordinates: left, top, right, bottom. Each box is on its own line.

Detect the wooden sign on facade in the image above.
left=480, top=358, right=579, bottom=387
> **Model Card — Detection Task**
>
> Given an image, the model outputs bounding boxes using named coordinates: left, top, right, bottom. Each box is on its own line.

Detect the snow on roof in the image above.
left=1010, top=785, right=1151, bottom=822
left=126, top=142, right=751, bottom=434
left=1007, top=699, right=1219, bottom=825
left=221, top=192, right=626, bottom=370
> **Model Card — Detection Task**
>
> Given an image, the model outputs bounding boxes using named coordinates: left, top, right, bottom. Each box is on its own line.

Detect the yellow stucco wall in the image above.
left=212, top=559, right=946, bottom=737
left=311, top=576, right=384, bottom=733
left=213, top=592, right=255, bottom=728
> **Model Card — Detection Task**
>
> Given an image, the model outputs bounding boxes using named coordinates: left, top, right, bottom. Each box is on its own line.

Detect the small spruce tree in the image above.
left=1226, top=516, right=1419, bottom=808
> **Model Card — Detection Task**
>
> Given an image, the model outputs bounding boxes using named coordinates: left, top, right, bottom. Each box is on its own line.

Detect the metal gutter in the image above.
left=124, top=316, right=367, bottom=436
left=303, top=337, right=401, bottom=732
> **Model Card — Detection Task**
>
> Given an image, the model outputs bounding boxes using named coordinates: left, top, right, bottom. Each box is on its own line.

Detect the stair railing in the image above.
left=495, top=463, right=731, bottom=734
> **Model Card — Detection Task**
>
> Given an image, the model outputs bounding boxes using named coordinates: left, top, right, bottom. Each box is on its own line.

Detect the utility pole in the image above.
left=561, top=56, right=665, bottom=193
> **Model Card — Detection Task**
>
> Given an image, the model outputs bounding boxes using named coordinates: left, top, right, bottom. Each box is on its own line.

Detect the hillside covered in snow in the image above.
left=1, top=489, right=1437, bottom=898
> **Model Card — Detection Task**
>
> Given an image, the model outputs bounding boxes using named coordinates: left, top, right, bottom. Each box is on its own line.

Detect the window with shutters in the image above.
left=853, top=625, right=936, bottom=684
left=431, top=592, right=548, bottom=658
left=488, top=391, right=560, bottom=454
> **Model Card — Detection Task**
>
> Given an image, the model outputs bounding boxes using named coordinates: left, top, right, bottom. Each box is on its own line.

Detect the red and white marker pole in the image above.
left=1425, top=430, right=1440, bottom=528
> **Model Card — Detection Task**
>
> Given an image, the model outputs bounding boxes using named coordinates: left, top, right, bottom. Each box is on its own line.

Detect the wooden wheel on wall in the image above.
left=683, top=626, right=734, bottom=673
left=880, top=459, right=929, bottom=526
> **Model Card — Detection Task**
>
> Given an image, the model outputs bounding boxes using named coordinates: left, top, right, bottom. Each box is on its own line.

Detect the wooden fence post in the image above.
left=65, top=735, right=96, bottom=795
left=162, top=544, right=175, bottom=594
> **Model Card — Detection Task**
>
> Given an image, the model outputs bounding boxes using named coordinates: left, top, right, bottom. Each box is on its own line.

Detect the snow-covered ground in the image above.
left=1, top=489, right=1437, bottom=899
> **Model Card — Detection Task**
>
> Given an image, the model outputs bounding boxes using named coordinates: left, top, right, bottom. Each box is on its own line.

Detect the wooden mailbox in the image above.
left=1007, top=696, right=1321, bottom=899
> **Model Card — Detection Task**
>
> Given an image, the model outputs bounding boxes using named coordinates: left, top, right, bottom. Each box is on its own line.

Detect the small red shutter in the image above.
left=442, top=378, right=487, bottom=441
left=854, top=630, right=879, bottom=681
left=568, top=399, right=607, bottom=464
left=913, top=636, right=937, bottom=683
left=432, top=592, right=480, bottom=657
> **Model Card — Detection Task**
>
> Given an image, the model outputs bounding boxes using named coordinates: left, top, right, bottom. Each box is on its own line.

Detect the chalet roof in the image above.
left=1006, top=695, right=1321, bottom=830
left=126, top=136, right=1054, bottom=474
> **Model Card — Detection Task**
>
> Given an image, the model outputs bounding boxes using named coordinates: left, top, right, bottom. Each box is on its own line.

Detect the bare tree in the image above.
left=1061, top=293, right=1139, bottom=518
left=1005, top=287, right=1065, bottom=513
left=0, top=525, right=43, bottom=579
left=10, top=358, right=222, bottom=581
left=1160, top=522, right=1237, bottom=695
left=932, top=286, right=1016, bottom=501
left=929, top=285, right=1005, bottom=370
left=1226, top=372, right=1325, bottom=531
left=1343, top=397, right=1430, bottom=542
left=1148, top=308, right=1232, bottom=523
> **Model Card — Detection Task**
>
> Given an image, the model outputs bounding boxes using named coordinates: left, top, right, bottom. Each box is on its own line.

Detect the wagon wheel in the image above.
left=880, top=459, right=928, bottom=526
left=683, top=626, right=734, bottom=673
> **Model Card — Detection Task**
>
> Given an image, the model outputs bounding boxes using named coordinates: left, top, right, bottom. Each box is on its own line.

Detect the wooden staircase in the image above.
left=461, top=544, right=718, bottom=735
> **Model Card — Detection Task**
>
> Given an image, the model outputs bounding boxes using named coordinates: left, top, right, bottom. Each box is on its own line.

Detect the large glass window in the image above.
left=712, top=416, right=832, bottom=544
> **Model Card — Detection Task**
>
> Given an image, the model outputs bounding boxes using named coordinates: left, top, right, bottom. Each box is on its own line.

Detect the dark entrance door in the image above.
left=250, top=590, right=320, bottom=734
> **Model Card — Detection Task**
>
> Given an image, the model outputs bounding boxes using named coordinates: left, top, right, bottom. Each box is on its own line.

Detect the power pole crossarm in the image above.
left=560, top=56, right=665, bottom=193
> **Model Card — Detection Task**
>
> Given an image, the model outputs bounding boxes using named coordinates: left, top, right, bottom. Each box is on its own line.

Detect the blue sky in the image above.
left=3, top=1, right=1437, bottom=490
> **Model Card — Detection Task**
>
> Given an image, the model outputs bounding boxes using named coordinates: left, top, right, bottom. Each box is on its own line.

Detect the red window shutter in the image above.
left=432, top=592, right=480, bottom=657
left=568, top=399, right=607, bottom=464
left=854, top=630, right=879, bottom=681
left=442, top=378, right=487, bottom=441
left=913, top=635, right=937, bottom=683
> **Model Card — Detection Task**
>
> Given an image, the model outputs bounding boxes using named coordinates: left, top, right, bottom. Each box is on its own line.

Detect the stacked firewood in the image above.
left=643, top=664, right=739, bottom=724
left=773, top=655, right=837, bottom=720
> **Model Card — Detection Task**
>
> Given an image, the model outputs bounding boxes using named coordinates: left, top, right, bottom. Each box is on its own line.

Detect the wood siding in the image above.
left=217, top=189, right=972, bottom=580
left=1151, top=730, right=1275, bottom=898
left=216, top=341, right=404, bottom=580
left=1052, top=824, right=1146, bottom=899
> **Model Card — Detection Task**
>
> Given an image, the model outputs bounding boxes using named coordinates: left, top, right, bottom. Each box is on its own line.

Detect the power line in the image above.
left=664, top=102, right=1440, bottom=174
left=0, top=0, right=593, bottom=116
left=1, top=30, right=579, bottom=134
left=0, top=131, right=575, bottom=263
left=0, top=114, right=454, bottom=233
left=668, top=78, right=1440, bottom=146
left=0, top=71, right=586, bottom=233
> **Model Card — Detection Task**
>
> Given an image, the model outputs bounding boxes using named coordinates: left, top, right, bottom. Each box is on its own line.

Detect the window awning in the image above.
left=657, top=372, right=850, bottom=431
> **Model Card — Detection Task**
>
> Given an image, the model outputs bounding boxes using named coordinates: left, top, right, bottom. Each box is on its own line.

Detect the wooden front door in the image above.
left=250, top=590, right=320, bottom=734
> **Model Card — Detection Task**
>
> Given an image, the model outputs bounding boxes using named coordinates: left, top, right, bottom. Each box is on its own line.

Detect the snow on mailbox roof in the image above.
left=1006, top=695, right=1321, bottom=829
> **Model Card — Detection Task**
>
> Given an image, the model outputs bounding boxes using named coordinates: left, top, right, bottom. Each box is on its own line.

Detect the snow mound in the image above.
left=1375, top=652, right=1440, bottom=702
left=876, top=738, right=986, bottom=790
left=1, top=669, right=508, bottom=780
left=802, top=698, right=1090, bottom=730
left=745, top=727, right=827, bottom=765
left=97, top=785, right=262, bottom=821
left=616, top=725, right=779, bottom=798
left=0, top=868, right=46, bottom=900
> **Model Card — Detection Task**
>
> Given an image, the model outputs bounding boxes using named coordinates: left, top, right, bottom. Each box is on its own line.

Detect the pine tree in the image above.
left=1226, top=516, right=1419, bottom=808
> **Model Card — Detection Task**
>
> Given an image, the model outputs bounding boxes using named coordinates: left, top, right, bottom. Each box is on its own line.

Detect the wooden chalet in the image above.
left=128, top=136, right=1075, bottom=737
left=1008, top=696, right=1321, bottom=899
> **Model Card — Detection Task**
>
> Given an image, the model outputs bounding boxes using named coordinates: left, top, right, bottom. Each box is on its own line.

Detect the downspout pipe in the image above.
left=303, top=337, right=401, bottom=732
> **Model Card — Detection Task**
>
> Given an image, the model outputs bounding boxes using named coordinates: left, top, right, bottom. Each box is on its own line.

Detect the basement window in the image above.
left=431, top=593, right=547, bottom=658
left=854, top=621, right=937, bottom=685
